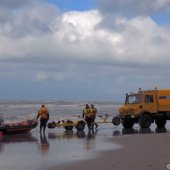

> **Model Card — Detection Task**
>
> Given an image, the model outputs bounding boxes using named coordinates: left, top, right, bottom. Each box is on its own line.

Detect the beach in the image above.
left=1, top=123, right=170, bottom=170
left=0, top=101, right=170, bottom=170
left=54, top=132, right=170, bottom=170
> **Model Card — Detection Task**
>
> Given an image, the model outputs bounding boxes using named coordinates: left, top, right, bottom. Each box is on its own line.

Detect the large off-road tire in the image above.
left=112, top=116, right=121, bottom=126
left=139, top=114, right=152, bottom=128
left=122, top=118, right=134, bottom=128
left=155, top=118, right=166, bottom=128
left=76, top=120, right=85, bottom=131
left=65, top=120, right=73, bottom=131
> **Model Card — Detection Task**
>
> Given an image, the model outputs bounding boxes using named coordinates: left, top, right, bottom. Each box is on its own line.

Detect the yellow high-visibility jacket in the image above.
left=38, top=107, right=49, bottom=120
left=83, top=108, right=92, bottom=118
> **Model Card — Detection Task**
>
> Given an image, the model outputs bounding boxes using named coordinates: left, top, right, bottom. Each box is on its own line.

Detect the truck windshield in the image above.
left=126, top=94, right=143, bottom=104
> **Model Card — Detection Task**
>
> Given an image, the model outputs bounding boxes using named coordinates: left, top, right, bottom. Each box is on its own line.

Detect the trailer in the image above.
left=48, top=113, right=114, bottom=131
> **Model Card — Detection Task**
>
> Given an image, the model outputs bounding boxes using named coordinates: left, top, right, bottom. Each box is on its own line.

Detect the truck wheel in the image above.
left=122, top=118, right=134, bottom=128
left=155, top=118, right=166, bottom=128
left=112, top=116, right=121, bottom=126
left=65, top=120, right=73, bottom=131
left=76, top=120, right=85, bottom=131
left=139, top=114, right=152, bottom=128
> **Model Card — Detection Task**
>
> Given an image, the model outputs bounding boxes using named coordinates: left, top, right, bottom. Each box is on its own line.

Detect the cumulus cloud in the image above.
left=0, top=0, right=170, bottom=99
left=0, top=8, right=170, bottom=67
left=0, top=1, right=60, bottom=38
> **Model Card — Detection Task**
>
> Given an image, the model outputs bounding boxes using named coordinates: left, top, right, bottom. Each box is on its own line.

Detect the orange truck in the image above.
left=116, top=88, right=170, bottom=128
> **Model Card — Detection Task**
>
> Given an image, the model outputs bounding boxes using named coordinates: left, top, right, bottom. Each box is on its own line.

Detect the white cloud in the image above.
left=0, top=8, right=170, bottom=67
left=0, top=0, right=170, bottom=99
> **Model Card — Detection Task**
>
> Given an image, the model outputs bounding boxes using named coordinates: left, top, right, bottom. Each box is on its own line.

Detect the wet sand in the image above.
left=1, top=123, right=170, bottom=170
left=54, top=133, right=170, bottom=170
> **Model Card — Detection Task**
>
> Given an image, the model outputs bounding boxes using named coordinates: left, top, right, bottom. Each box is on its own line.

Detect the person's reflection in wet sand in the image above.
left=85, top=129, right=98, bottom=150
left=39, top=133, right=50, bottom=155
left=87, top=129, right=98, bottom=139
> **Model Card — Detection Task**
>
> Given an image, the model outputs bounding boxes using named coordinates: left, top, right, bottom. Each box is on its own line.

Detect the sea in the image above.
left=0, top=100, right=121, bottom=123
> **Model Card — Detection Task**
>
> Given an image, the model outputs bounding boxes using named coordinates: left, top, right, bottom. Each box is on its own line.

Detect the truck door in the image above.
left=144, top=94, right=157, bottom=113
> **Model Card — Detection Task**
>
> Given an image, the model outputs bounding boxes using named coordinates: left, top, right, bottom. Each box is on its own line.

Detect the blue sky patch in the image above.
left=47, top=0, right=96, bottom=11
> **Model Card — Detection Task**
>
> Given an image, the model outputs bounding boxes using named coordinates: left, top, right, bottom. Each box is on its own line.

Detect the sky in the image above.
left=0, top=0, right=170, bottom=101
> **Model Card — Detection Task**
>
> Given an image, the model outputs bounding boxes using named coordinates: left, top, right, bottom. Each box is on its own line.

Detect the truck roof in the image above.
left=138, top=89, right=170, bottom=94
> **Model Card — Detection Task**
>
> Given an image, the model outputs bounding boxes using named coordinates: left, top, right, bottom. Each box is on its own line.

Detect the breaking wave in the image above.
left=0, top=101, right=121, bottom=123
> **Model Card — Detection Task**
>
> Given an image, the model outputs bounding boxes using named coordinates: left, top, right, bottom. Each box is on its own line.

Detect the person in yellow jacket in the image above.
left=82, top=104, right=93, bottom=130
left=37, top=104, right=49, bottom=133
left=91, top=104, right=99, bottom=129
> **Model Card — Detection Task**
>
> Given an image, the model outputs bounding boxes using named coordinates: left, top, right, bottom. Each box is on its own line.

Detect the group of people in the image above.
left=82, top=104, right=99, bottom=130
left=36, top=103, right=99, bottom=133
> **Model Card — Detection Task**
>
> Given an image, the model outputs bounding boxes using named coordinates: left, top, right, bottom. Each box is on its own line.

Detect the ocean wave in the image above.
left=0, top=101, right=120, bottom=123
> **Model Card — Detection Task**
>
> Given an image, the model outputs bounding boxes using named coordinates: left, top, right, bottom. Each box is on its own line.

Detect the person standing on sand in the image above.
left=37, top=104, right=49, bottom=133
left=82, top=104, right=93, bottom=130
left=91, top=104, right=99, bottom=129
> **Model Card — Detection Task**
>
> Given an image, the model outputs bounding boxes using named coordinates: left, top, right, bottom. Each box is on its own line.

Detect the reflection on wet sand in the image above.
left=48, top=129, right=98, bottom=140
left=86, top=129, right=98, bottom=150
left=155, top=127, right=167, bottom=133
left=0, top=125, right=169, bottom=170
left=113, top=127, right=168, bottom=136
left=77, top=130, right=86, bottom=138
left=48, top=129, right=98, bottom=150
left=38, top=133, right=50, bottom=155
left=48, top=130, right=77, bottom=140
left=0, top=133, right=37, bottom=153
left=0, top=133, right=37, bottom=143
left=0, top=126, right=168, bottom=158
